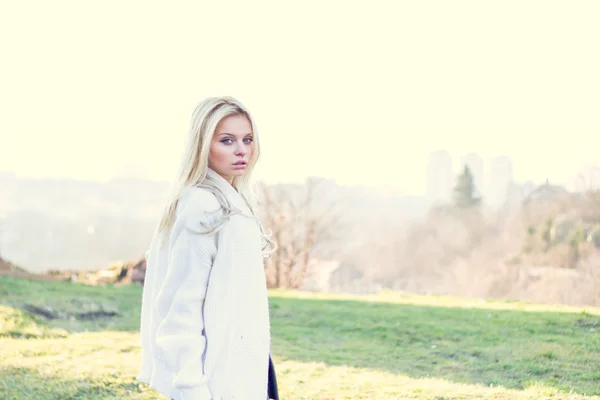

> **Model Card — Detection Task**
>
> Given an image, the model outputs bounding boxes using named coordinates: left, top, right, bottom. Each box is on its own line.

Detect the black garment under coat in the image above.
left=267, top=353, right=280, bottom=400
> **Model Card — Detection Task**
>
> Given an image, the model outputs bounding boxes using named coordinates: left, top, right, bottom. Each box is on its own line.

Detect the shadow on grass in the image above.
left=0, top=366, right=151, bottom=400
left=269, top=296, right=600, bottom=396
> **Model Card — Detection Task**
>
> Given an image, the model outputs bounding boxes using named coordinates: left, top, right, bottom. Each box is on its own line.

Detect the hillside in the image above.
left=0, top=174, right=428, bottom=273
left=0, top=275, right=599, bottom=399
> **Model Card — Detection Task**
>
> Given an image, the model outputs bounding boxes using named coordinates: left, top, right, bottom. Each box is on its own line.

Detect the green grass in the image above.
left=1, top=275, right=599, bottom=399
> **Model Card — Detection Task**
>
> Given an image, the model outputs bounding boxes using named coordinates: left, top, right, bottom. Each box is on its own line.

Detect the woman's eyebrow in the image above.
left=218, top=132, right=253, bottom=136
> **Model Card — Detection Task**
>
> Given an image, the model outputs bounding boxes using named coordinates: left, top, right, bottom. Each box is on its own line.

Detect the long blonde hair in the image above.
left=156, top=96, right=262, bottom=235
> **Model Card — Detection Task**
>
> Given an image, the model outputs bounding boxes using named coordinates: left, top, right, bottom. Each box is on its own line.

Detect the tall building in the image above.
left=459, top=153, right=485, bottom=199
left=426, top=150, right=453, bottom=204
left=488, top=156, right=514, bottom=208
left=570, top=165, right=600, bottom=192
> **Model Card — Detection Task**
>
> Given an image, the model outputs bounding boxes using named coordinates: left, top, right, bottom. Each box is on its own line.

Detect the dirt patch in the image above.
left=0, top=256, right=31, bottom=276
left=45, top=257, right=147, bottom=286
left=0, top=255, right=147, bottom=286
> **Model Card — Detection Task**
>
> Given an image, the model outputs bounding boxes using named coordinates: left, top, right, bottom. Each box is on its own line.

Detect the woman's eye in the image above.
left=220, top=137, right=252, bottom=145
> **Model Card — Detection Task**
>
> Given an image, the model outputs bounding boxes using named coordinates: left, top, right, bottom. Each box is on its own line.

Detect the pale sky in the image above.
left=1, top=1, right=598, bottom=195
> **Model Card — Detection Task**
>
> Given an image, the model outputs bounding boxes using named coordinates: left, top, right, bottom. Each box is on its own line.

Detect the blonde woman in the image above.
left=137, top=97, right=279, bottom=400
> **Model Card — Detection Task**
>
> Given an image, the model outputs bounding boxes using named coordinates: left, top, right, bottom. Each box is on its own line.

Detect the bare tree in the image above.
left=257, top=177, right=342, bottom=289
left=576, top=164, right=600, bottom=192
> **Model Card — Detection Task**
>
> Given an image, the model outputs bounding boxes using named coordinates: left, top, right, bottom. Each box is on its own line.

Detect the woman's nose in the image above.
left=235, top=144, right=245, bottom=156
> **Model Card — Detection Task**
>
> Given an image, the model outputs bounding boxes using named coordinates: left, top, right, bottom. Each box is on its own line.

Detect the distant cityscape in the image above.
left=426, top=150, right=514, bottom=207
left=426, top=150, right=600, bottom=209
left=426, top=150, right=558, bottom=209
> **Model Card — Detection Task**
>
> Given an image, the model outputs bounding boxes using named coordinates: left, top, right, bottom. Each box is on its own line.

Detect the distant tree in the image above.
left=452, top=166, right=481, bottom=208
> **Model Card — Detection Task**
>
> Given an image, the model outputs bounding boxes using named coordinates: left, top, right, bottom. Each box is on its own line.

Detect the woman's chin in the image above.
left=230, top=167, right=248, bottom=176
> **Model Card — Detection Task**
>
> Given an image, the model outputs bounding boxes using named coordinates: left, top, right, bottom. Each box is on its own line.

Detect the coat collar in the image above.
left=204, top=168, right=253, bottom=216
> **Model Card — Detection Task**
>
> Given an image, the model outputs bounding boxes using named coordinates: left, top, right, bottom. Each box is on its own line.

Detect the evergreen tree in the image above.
left=453, top=165, right=481, bottom=208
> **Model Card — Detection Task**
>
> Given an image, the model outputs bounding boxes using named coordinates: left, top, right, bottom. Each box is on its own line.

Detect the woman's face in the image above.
left=208, top=114, right=254, bottom=184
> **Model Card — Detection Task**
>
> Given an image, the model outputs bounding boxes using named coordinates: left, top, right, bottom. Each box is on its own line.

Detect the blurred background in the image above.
left=1, top=0, right=599, bottom=306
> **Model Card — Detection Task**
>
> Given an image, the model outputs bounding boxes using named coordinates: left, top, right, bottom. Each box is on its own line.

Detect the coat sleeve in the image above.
left=154, top=188, right=221, bottom=400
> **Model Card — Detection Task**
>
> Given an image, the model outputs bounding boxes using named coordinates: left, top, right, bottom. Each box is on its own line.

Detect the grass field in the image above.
left=1, top=275, right=599, bottom=399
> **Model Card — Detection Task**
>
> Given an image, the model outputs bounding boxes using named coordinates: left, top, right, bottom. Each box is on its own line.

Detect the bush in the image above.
left=588, top=225, right=600, bottom=248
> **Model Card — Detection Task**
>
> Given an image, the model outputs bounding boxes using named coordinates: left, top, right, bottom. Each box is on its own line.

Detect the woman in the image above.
left=137, top=96, right=279, bottom=400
